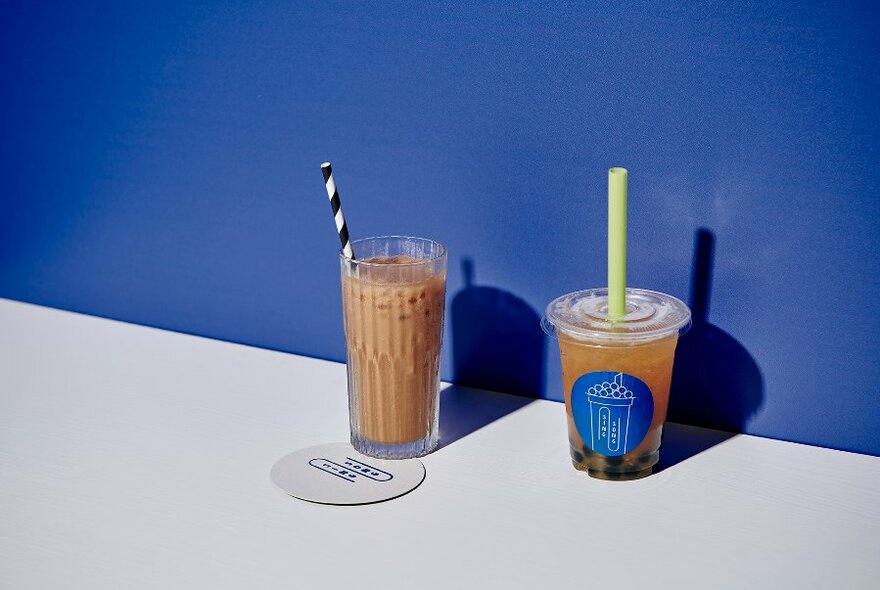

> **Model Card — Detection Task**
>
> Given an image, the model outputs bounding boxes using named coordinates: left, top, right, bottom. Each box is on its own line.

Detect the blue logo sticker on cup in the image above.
left=571, top=372, right=654, bottom=457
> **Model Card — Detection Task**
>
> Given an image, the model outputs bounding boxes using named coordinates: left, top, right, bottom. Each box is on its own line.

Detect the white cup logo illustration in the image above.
left=587, top=373, right=635, bottom=455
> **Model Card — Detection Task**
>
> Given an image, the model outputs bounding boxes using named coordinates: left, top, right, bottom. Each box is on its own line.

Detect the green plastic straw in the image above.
left=608, top=167, right=627, bottom=319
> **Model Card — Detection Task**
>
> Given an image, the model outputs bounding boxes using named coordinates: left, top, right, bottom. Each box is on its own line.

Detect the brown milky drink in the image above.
left=340, top=237, right=447, bottom=459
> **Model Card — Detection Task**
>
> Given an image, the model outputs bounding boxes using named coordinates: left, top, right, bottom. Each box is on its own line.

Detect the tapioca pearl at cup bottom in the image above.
left=589, top=467, right=653, bottom=481
left=637, top=451, right=659, bottom=465
left=589, top=469, right=626, bottom=481
left=602, top=455, right=625, bottom=466
left=571, top=449, right=585, bottom=463
left=569, top=438, right=595, bottom=458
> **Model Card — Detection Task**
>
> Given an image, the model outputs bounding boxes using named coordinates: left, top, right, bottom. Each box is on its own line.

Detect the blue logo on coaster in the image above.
left=571, top=372, right=654, bottom=457
left=308, top=457, right=394, bottom=484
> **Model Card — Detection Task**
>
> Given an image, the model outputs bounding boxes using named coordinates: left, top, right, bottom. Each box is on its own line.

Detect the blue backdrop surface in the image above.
left=2, top=1, right=878, bottom=454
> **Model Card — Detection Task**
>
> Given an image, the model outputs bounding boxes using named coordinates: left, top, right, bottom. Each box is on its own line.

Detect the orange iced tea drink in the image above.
left=544, top=288, right=690, bottom=480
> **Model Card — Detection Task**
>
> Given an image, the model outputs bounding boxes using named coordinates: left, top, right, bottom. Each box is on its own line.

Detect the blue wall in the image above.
left=2, top=1, right=879, bottom=455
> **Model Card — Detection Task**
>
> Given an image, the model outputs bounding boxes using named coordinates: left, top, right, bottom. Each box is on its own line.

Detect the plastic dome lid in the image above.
left=542, top=288, right=691, bottom=343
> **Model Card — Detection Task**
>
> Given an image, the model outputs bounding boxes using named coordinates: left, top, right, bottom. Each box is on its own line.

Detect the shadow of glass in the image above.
left=437, top=384, right=535, bottom=450
left=450, top=258, right=545, bottom=398
left=654, top=423, right=736, bottom=473
left=668, top=228, right=765, bottom=433
left=436, top=258, right=545, bottom=449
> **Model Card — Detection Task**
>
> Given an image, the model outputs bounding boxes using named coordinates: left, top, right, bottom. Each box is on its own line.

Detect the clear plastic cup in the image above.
left=542, top=288, right=691, bottom=480
left=340, top=236, right=447, bottom=459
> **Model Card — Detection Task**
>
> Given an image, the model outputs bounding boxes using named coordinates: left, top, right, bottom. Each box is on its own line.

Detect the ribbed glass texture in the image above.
left=339, top=236, right=447, bottom=459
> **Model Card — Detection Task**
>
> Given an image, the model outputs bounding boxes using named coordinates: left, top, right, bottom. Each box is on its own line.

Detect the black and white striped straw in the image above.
left=321, top=162, right=355, bottom=259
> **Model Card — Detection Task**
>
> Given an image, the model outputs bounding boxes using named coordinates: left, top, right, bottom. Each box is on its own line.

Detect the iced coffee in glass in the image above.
left=543, top=288, right=690, bottom=480
left=340, top=236, right=447, bottom=459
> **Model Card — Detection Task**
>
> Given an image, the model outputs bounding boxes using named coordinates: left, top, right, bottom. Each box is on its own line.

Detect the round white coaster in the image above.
left=270, top=442, right=426, bottom=505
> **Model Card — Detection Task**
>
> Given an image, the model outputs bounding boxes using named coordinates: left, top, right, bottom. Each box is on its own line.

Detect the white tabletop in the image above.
left=1, top=298, right=878, bottom=589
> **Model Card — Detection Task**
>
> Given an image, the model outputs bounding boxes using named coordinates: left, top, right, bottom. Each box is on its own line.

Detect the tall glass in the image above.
left=340, top=236, right=447, bottom=459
